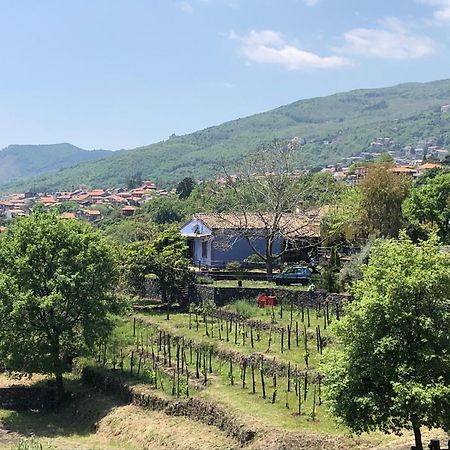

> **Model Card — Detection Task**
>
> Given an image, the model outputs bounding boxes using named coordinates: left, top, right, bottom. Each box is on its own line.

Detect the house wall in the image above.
left=181, top=218, right=213, bottom=266
left=211, top=234, right=282, bottom=266
left=193, top=237, right=212, bottom=266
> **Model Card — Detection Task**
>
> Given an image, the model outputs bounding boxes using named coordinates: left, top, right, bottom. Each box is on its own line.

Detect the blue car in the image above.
left=273, top=266, right=312, bottom=286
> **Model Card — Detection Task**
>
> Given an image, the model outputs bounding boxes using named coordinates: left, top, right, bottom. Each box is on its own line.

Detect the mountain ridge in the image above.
left=0, top=143, right=112, bottom=186
left=2, top=78, right=450, bottom=193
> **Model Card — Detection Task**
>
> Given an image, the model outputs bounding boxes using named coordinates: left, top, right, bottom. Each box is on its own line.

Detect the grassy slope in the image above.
left=0, top=143, right=111, bottom=186
left=2, top=78, right=450, bottom=193
left=0, top=375, right=235, bottom=450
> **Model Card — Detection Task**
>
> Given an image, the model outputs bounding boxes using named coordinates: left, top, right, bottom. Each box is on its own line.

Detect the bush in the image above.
left=225, top=261, right=242, bottom=272
left=232, top=300, right=259, bottom=319
left=196, top=276, right=213, bottom=285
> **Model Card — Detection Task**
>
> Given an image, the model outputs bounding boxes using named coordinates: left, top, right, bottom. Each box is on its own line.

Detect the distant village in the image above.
left=321, top=135, right=447, bottom=184
left=0, top=132, right=448, bottom=233
left=0, top=180, right=171, bottom=231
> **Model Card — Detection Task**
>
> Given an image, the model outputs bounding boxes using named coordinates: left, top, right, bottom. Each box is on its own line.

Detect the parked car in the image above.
left=273, top=266, right=312, bottom=286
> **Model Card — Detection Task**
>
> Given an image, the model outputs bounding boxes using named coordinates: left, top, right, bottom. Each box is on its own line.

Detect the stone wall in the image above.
left=144, top=278, right=350, bottom=309
left=0, top=387, right=56, bottom=411
left=195, top=284, right=350, bottom=308
left=82, top=367, right=256, bottom=445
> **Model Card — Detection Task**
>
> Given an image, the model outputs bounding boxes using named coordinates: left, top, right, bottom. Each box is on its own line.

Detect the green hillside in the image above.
left=3, top=79, right=450, bottom=193
left=0, top=143, right=111, bottom=186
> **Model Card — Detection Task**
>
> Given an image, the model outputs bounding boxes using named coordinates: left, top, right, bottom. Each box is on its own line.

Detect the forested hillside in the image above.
left=2, top=79, right=450, bottom=193
left=0, top=143, right=111, bottom=185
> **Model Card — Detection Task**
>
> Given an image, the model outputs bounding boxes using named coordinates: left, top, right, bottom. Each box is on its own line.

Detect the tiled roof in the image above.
left=193, top=212, right=323, bottom=238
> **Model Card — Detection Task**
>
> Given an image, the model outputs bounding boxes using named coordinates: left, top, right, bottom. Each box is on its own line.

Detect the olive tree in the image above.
left=0, top=213, right=119, bottom=402
left=322, top=236, right=450, bottom=450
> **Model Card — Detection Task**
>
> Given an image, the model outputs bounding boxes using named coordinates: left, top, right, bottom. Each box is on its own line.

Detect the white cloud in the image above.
left=419, top=0, right=450, bottom=22
left=303, top=0, right=320, bottom=6
left=229, top=29, right=350, bottom=70
left=340, top=18, right=435, bottom=59
left=180, top=1, right=194, bottom=14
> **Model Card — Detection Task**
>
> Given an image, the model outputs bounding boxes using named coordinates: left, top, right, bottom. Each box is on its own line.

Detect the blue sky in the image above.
left=1, top=0, right=450, bottom=150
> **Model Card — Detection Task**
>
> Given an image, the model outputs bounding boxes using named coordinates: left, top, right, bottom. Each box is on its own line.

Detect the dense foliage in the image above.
left=403, top=171, right=450, bottom=243
left=322, top=236, right=450, bottom=450
left=122, top=227, right=193, bottom=318
left=0, top=213, right=120, bottom=400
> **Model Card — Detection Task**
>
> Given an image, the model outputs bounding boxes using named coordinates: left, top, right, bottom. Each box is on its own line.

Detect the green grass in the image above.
left=91, top=304, right=337, bottom=436
left=0, top=377, right=136, bottom=450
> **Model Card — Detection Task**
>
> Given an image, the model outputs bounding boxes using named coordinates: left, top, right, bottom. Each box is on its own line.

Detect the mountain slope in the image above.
left=0, top=143, right=112, bottom=185
left=3, top=79, right=450, bottom=193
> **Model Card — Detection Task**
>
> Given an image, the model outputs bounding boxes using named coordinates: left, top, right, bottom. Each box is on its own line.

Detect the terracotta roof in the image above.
left=193, top=212, right=323, bottom=238
left=59, top=212, right=76, bottom=219
left=39, top=196, right=57, bottom=204
left=87, top=189, right=106, bottom=196
left=122, top=205, right=137, bottom=211
left=389, top=166, right=417, bottom=174
left=418, top=163, right=443, bottom=170
left=84, top=209, right=101, bottom=216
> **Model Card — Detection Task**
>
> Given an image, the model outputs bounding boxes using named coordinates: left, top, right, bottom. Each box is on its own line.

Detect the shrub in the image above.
left=232, top=300, right=259, bottom=319
left=225, top=261, right=242, bottom=272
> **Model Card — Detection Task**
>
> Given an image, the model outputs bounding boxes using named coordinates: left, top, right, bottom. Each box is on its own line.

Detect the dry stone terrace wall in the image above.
left=195, top=285, right=350, bottom=309
left=82, top=367, right=257, bottom=445
left=0, top=387, right=56, bottom=411
left=144, top=278, right=350, bottom=309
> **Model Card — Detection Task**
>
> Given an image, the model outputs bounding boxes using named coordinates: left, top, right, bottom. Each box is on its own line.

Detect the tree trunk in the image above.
left=266, top=258, right=273, bottom=278
left=51, top=333, right=64, bottom=406
left=412, top=423, right=423, bottom=450
left=55, top=370, right=64, bottom=405
left=265, top=238, right=275, bottom=279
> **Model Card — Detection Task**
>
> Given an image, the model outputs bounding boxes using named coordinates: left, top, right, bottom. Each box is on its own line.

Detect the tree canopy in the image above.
left=322, top=236, right=450, bottom=450
left=122, top=227, right=192, bottom=318
left=0, top=213, right=120, bottom=401
left=403, top=171, right=450, bottom=243
left=359, top=164, right=411, bottom=238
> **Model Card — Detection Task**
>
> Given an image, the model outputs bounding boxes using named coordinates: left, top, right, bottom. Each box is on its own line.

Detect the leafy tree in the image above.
left=374, top=151, right=394, bottom=163
left=52, top=201, right=80, bottom=213
left=403, top=171, right=450, bottom=243
left=322, top=236, right=450, bottom=450
left=359, top=164, right=411, bottom=237
left=149, top=227, right=193, bottom=319
left=0, top=213, right=119, bottom=402
left=122, top=227, right=193, bottom=318
left=142, top=197, right=185, bottom=225
left=102, top=219, right=157, bottom=245
left=322, top=187, right=362, bottom=241
left=176, top=177, right=196, bottom=199
left=126, top=172, right=143, bottom=190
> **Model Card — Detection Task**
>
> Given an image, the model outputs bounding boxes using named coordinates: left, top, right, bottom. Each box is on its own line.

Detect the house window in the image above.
left=202, top=241, right=208, bottom=258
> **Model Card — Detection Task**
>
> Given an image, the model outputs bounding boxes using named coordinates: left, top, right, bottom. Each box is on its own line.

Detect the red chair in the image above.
left=257, top=295, right=267, bottom=308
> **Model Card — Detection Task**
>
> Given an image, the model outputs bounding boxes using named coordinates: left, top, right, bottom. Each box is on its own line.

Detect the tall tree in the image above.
left=0, top=213, right=119, bottom=402
left=176, top=177, right=196, bottom=199
left=322, top=236, right=450, bottom=450
left=403, top=171, right=450, bottom=243
left=223, top=139, right=335, bottom=276
left=359, top=164, right=411, bottom=238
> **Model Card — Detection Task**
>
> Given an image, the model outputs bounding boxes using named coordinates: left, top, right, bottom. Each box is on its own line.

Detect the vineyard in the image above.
left=91, top=296, right=344, bottom=435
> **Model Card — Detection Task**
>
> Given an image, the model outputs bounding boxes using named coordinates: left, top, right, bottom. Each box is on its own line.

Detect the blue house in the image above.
left=180, top=213, right=320, bottom=268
